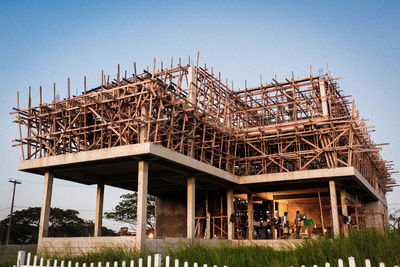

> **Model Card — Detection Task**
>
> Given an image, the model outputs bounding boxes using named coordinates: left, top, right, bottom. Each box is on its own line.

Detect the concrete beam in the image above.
left=187, top=177, right=195, bottom=239
left=148, top=144, right=238, bottom=184
left=94, top=184, right=104, bottom=237
left=240, top=167, right=355, bottom=184
left=18, top=142, right=239, bottom=185
left=352, top=168, right=386, bottom=205
left=241, top=167, right=384, bottom=204
left=38, top=172, right=53, bottom=240
left=227, top=189, right=234, bottom=240
left=247, top=193, right=254, bottom=240
left=136, top=160, right=148, bottom=249
left=329, top=180, right=339, bottom=236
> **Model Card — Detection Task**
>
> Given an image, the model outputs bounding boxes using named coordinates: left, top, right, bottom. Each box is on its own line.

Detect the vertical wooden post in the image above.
left=152, top=58, right=156, bottom=79
left=340, top=190, right=348, bottom=234
left=136, top=160, right=148, bottom=249
left=84, top=76, right=87, bottom=94
left=318, top=191, right=326, bottom=234
left=38, top=172, right=53, bottom=241
left=67, top=78, right=70, bottom=99
left=247, top=193, right=253, bottom=240
left=329, top=180, right=339, bottom=236
left=272, top=200, right=277, bottom=239
left=205, top=192, right=210, bottom=239
left=227, top=189, right=234, bottom=240
left=187, top=177, right=195, bottom=239
left=94, top=183, right=104, bottom=237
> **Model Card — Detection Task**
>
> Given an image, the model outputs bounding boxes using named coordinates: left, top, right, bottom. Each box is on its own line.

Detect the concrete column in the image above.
left=227, top=189, right=234, bottom=240
left=340, top=190, right=348, bottom=234
left=247, top=193, right=254, bottom=240
left=329, top=180, right=340, bottom=236
left=38, top=171, right=54, bottom=240
left=319, top=78, right=329, bottom=117
left=136, top=160, right=148, bottom=249
left=187, top=177, right=195, bottom=239
left=187, top=66, right=196, bottom=106
left=94, top=183, right=104, bottom=237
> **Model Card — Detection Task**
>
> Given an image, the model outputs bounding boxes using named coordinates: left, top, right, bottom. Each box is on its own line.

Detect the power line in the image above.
left=22, top=180, right=98, bottom=189
left=6, top=179, right=21, bottom=245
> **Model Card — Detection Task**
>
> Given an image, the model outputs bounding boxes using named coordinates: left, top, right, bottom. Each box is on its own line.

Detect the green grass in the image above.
left=1, top=230, right=400, bottom=267
left=167, top=230, right=400, bottom=267
left=0, top=261, right=13, bottom=267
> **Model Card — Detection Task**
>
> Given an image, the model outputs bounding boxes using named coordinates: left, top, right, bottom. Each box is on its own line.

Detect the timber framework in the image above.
left=11, top=54, right=396, bottom=253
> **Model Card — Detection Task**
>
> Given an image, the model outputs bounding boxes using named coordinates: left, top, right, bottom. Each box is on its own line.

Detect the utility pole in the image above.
left=6, top=179, right=21, bottom=245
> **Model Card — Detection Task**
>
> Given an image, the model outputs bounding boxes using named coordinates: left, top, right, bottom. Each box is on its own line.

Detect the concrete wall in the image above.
left=38, top=237, right=137, bottom=255
left=155, top=193, right=187, bottom=237
left=364, top=200, right=386, bottom=229
left=155, top=190, right=222, bottom=238
left=37, top=237, right=304, bottom=256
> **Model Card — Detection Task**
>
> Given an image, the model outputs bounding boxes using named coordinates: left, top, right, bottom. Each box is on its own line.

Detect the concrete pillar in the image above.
left=247, top=193, right=254, bottom=240
left=187, top=66, right=196, bottom=106
left=38, top=171, right=53, bottom=240
left=329, top=180, right=340, bottom=236
left=319, top=78, right=329, bottom=117
left=136, top=160, right=148, bottom=249
left=187, top=177, right=195, bottom=239
left=94, top=183, right=104, bottom=237
left=340, top=190, right=348, bottom=235
left=227, top=189, right=234, bottom=240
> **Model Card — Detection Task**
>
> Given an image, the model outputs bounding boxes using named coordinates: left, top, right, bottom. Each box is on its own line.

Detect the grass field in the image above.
left=1, top=230, right=399, bottom=267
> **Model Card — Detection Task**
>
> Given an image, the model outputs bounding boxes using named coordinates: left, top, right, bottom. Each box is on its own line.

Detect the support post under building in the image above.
left=136, top=160, right=148, bottom=249
left=38, top=171, right=53, bottom=241
left=247, top=193, right=254, bottom=240
left=187, top=176, right=195, bottom=239
left=94, top=183, right=104, bottom=237
left=227, top=189, right=234, bottom=240
left=340, top=190, right=348, bottom=234
left=329, top=180, right=340, bottom=236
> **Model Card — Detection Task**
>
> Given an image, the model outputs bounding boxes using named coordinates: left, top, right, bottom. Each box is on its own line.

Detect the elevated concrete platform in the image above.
left=18, top=143, right=238, bottom=195
left=18, top=143, right=384, bottom=204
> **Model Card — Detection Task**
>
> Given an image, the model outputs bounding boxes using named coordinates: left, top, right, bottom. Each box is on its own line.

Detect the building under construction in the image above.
left=11, top=55, right=396, bottom=252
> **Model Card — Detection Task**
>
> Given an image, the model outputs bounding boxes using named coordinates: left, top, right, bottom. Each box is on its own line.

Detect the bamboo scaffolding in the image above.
left=11, top=59, right=395, bottom=193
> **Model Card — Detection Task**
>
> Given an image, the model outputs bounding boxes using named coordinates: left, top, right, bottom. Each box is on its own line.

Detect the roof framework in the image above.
left=11, top=57, right=396, bottom=193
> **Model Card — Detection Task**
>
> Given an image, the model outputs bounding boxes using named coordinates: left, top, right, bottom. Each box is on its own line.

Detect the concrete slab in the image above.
left=18, top=143, right=383, bottom=203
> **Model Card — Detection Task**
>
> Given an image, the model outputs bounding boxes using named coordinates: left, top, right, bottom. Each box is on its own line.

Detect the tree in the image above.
left=0, top=207, right=114, bottom=244
left=389, top=208, right=400, bottom=231
left=105, top=193, right=155, bottom=231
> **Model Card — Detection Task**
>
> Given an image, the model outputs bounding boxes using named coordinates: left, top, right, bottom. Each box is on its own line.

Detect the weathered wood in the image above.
left=10, top=61, right=393, bottom=194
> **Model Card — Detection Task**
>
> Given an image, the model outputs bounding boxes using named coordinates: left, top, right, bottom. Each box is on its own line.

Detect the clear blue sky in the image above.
left=0, top=0, right=399, bottom=229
